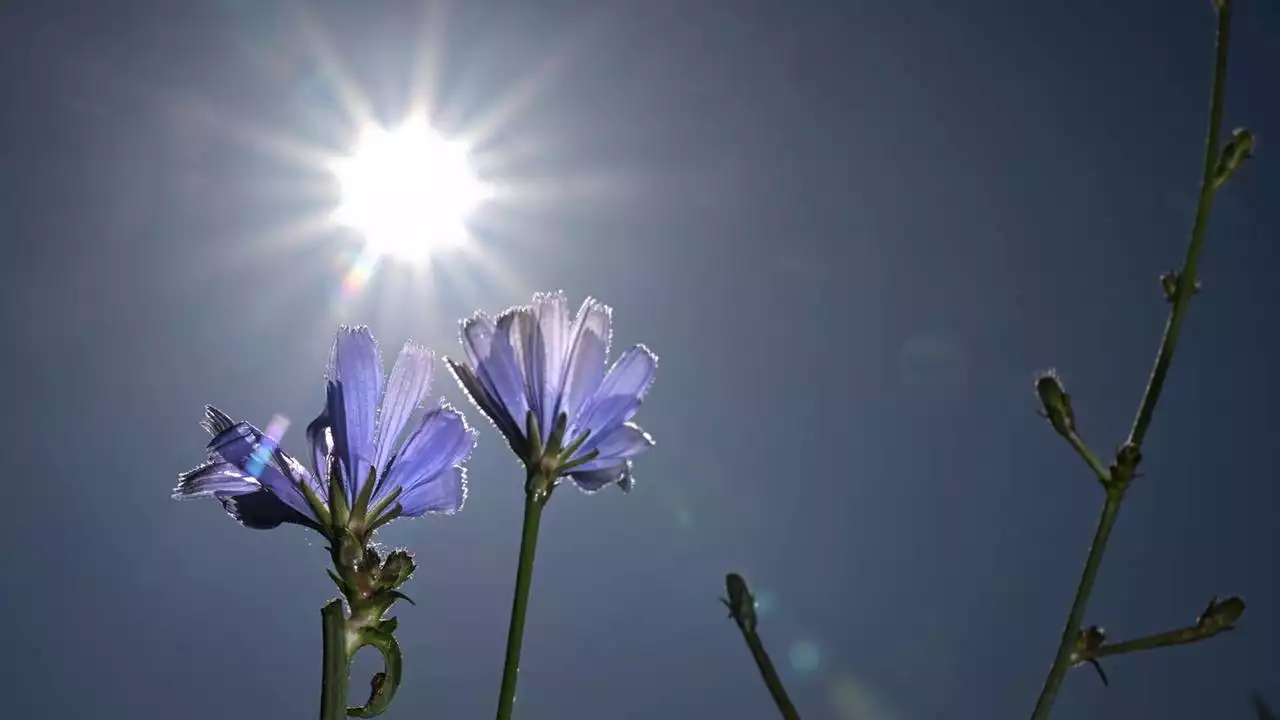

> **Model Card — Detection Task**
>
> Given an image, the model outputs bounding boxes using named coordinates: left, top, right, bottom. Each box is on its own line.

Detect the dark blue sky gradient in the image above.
left=1, top=1, right=1277, bottom=718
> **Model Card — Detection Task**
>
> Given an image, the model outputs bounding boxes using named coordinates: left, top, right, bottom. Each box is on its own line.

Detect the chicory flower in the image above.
left=448, top=291, right=658, bottom=493
left=174, top=326, right=475, bottom=534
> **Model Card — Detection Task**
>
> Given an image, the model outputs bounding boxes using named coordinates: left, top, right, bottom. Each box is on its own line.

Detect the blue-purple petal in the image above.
left=377, top=402, right=477, bottom=506
left=530, top=292, right=573, bottom=434
left=220, top=489, right=319, bottom=530
left=372, top=342, right=435, bottom=477
left=448, top=359, right=523, bottom=456
left=568, top=344, right=656, bottom=440
left=397, top=466, right=467, bottom=516
left=254, top=450, right=323, bottom=524
left=595, top=344, right=659, bottom=404
left=200, top=405, right=236, bottom=437
left=556, top=298, right=611, bottom=427
left=328, top=327, right=383, bottom=500
left=458, top=312, right=529, bottom=446
left=569, top=423, right=654, bottom=473
left=173, top=462, right=260, bottom=499
left=568, top=462, right=634, bottom=494
left=306, top=397, right=333, bottom=481
left=189, top=409, right=322, bottom=524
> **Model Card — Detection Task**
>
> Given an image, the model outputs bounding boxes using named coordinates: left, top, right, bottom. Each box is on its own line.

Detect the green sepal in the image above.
left=345, top=629, right=403, bottom=718
left=351, top=466, right=379, bottom=525
left=555, top=448, right=600, bottom=475
left=379, top=617, right=398, bottom=635
left=365, top=487, right=403, bottom=532
left=546, top=411, right=569, bottom=453
left=367, top=504, right=403, bottom=535
left=525, top=410, right=543, bottom=466
left=384, top=590, right=416, bottom=606
left=298, top=472, right=333, bottom=531
left=559, top=427, right=592, bottom=463
left=327, top=569, right=352, bottom=595
left=328, top=457, right=351, bottom=531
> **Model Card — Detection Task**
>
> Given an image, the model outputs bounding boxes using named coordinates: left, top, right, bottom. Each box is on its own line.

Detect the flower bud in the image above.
left=721, top=573, right=758, bottom=633
left=1214, top=128, right=1254, bottom=189
left=1035, top=370, right=1078, bottom=438
left=1197, top=596, right=1246, bottom=634
left=1161, top=271, right=1202, bottom=303
left=379, top=549, right=416, bottom=590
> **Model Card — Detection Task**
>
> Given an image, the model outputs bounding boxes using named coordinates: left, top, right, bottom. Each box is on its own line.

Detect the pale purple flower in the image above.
left=174, top=327, right=476, bottom=531
left=448, top=291, right=658, bottom=493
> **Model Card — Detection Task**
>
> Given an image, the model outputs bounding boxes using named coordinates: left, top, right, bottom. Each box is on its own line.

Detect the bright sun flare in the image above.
left=329, top=119, right=488, bottom=261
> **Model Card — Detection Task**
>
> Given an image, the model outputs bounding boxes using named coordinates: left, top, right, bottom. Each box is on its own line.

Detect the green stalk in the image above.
left=740, top=627, right=801, bottom=720
left=495, top=476, right=549, bottom=720
left=1083, top=624, right=1225, bottom=661
left=320, top=599, right=351, bottom=720
left=1029, top=4, right=1235, bottom=718
left=1029, top=490, right=1126, bottom=718
left=1127, top=0, right=1235, bottom=449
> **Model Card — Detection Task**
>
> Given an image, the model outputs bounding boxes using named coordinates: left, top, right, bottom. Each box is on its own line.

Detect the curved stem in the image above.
left=495, top=478, right=548, bottom=720
left=347, top=629, right=403, bottom=718
left=320, top=599, right=351, bottom=720
left=740, top=627, right=801, bottom=720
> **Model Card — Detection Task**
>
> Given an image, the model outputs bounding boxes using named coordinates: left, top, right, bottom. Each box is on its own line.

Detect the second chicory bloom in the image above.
left=448, top=291, right=658, bottom=493
left=174, top=326, right=476, bottom=533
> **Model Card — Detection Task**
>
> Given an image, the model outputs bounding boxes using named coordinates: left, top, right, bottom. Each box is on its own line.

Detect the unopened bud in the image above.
left=379, top=549, right=416, bottom=589
left=1161, top=271, right=1202, bottom=303
left=1197, top=596, right=1246, bottom=634
left=1214, top=128, right=1255, bottom=189
left=1073, top=625, right=1106, bottom=658
left=1109, top=442, right=1142, bottom=486
left=1035, top=370, right=1078, bottom=438
left=721, top=573, right=758, bottom=633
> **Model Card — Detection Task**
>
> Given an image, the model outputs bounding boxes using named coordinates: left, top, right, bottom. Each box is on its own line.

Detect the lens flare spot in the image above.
left=789, top=640, right=822, bottom=674
left=753, top=588, right=778, bottom=617
left=829, top=674, right=893, bottom=720
left=673, top=501, right=694, bottom=528
left=245, top=414, right=291, bottom=479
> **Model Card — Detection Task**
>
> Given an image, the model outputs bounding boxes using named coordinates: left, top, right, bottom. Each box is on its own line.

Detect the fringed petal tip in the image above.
left=172, top=462, right=260, bottom=501
left=200, top=405, right=235, bottom=437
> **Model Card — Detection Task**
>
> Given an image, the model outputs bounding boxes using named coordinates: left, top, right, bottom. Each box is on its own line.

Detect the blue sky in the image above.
left=1, top=1, right=1277, bottom=718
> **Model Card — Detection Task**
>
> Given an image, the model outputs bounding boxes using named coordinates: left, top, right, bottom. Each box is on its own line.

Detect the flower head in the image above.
left=174, top=326, right=476, bottom=533
left=448, top=291, right=657, bottom=493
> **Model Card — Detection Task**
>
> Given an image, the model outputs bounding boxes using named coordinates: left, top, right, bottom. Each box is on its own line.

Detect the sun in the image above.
left=329, top=119, right=489, bottom=261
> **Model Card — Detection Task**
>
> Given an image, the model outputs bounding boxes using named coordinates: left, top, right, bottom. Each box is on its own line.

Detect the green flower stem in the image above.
left=1063, top=431, right=1111, bottom=485
left=320, top=599, right=351, bottom=720
left=495, top=473, right=550, bottom=720
left=1030, top=4, right=1236, bottom=719
left=1076, top=623, right=1233, bottom=663
left=1127, top=0, right=1235, bottom=449
left=737, top=625, right=800, bottom=720
left=1031, top=490, right=1125, bottom=719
